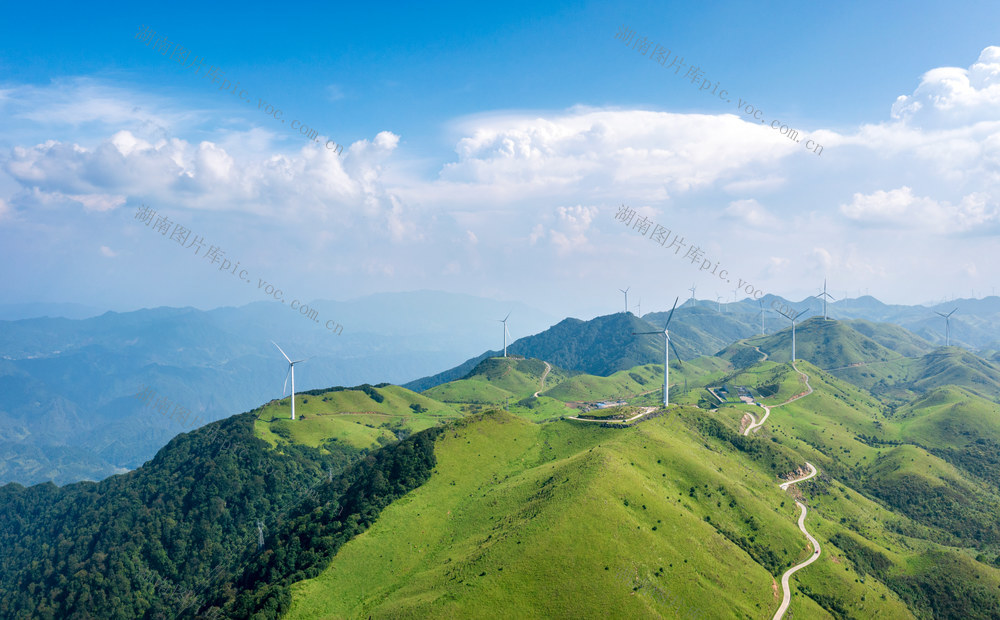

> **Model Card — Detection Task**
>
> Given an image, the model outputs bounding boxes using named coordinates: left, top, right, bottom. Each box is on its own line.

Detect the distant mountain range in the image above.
left=407, top=295, right=1000, bottom=393
left=5, top=292, right=1000, bottom=487
left=0, top=291, right=556, bottom=485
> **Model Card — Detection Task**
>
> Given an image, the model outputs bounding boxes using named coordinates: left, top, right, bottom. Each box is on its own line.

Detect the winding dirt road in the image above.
left=567, top=406, right=657, bottom=424
left=742, top=403, right=770, bottom=436
left=764, top=364, right=820, bottom=620
left=533, top=361, right=552, bottom=398
left=738, top=363, right=821, bottom=619
left=773, top=495, right=821, bottom=620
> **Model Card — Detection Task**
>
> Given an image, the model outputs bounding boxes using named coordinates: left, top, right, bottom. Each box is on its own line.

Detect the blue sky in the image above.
left=2, top=0, right=1000, bottom=321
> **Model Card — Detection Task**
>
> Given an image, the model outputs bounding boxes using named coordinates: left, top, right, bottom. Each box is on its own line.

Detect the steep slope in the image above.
left=287, top=379, right=1000, bottom=618
left=403, top=310, right=715, bottom=391
left=422, top=357, right=572, bottom=403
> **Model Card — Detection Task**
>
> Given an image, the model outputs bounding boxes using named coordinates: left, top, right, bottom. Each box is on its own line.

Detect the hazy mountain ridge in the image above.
left=0, top=292, right=556, bottom=486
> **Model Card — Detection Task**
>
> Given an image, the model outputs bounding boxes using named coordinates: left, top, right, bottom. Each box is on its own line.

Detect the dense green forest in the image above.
left=0, top=409, right=441, bottom=619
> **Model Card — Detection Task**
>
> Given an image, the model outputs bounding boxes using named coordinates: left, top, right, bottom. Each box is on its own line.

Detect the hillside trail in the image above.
left=743, top=361, right=814, bottom=436
left=754, top=346, right=769, bottom=362
left=533, top=361, right=552, bottom=398
left=746, top=362, right=821, bottom=620
left=567, top=406, right=657, bottom=424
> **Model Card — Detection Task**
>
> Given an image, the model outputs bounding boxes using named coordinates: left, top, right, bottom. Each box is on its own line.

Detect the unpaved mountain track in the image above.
left=567, top=406, right=657, bottom=424
left=744, top=362, right=821, bottom=620
left=533, top=361, right=552, bottom=398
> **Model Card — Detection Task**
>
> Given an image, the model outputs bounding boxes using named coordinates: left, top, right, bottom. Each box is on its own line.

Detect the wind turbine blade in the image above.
left=283, top=367, right=291, bottom=396
left=663, top=296, right=680, bottom=327
left=632, top=331, right=662, bottom=335
left=503, top=311, right=511, bottom=322
left=668, top=339, right=684, bottom=365
left=947, top=308, right=957, bottom=317
left=271, top=341, right=292, bottom=364
left=794, top=309, right=808, bottom=320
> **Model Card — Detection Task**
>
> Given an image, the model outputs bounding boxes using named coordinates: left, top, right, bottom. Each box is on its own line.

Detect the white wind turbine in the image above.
left=689, top=283, right=697, bottom=305
left=816, top=279, right=835, bottom=320
left=633, top=297, right=642, bottom=317
left=774, top=307, right=808, bottom=362
left=272, top=341, right=306, bottom=420
left=633, top=297, right=682, bottom=408
left=716, top=294, right=723, bottom=312
left=757, top=300, right=766, bottom=335
left=497, top=312, right=511, bottom=357
left=934, top=308, right=957, bottom=346
left=619, top=287, right=630, bottom=314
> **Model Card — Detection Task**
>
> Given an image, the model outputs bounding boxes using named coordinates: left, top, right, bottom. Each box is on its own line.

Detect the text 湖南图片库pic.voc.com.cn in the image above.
left=134, top=204, right=344, bottom=336
left=134, top=25, right=343, bottom=156
left=614, top=24, right=823, bottom=156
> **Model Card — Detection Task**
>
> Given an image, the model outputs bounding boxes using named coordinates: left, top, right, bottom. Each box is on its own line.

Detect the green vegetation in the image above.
left=8, top=317, right=1000, bottom=618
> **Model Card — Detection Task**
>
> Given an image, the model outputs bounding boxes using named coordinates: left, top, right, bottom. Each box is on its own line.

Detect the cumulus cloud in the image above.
left=3, top=127, right=409, bottom=234
left=724, top=198, right=779, bottom=228
left=99, top=245, right=118, bottom=258
left=414, top=107, right=798, bottom=208
left=544, top=205, right=598, bottom=255
left=839, top=186, right=999, bottom=233
left=892, top=46, right=1000, bottom=127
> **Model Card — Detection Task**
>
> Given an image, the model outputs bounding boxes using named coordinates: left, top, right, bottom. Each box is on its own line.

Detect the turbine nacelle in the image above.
left=272, top=341, right=307, bottom=420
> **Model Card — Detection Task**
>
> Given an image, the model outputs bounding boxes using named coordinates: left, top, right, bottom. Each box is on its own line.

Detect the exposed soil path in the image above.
left=533, top=361, right=552, bottom=398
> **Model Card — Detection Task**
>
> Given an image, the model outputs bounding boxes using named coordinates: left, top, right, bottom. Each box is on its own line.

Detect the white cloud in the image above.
left=892, top=47, right=1000, bottom=127
left=415, top=107, right=797, bottom=208
left=3, top=127, right=409, bottom=235
left=724, top=198, right=779, bottom=228
left=99, top=245, right=118, bottom=258
left=546, top=205, right=598, bottom=255
left=839, top=186, right=999, bottom=233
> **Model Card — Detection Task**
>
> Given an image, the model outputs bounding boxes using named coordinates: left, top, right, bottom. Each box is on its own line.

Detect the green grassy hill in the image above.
left=10, top=325, right=1000, bottom=619
left=405, top=311, right=740, bottom=393
left=422, top=357, right=571, bottom=404
left=256, top=384, right=462, bottom=451
left=280, top=357, right=1000, bottom=619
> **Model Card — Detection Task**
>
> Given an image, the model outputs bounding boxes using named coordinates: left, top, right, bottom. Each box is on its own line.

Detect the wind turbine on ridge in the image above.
left=633, top=297, right=682, bottom=408
left=716, top=293, right=723, bottom=312
left=757, top=300, right=766, bottom=335
left=497, top=312, right=511, bottom=357
left=934, top=308, right=957, bottom=346
left=816, top=279, right=835, bottom=320
left=272, top=341, right=306, bottom=421
left=619, top=287, right=630, bottom=314
left=689, top=284, right=697, bottom=305
left=773, top=307, right=808, bottom=361
left=633, top=297, right=642, bottom=317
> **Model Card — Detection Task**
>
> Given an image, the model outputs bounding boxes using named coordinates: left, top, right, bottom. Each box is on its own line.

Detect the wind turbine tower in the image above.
left=716, top=294, right=723, bottom=312
left=619, top=287, right=630, bottom=314
left=757, top=300, right=765, bottom=335
left=633, top=297, right=682, bottom=408
left=773, top=308, right=808, bottom=361
left=689, top=284, right=697, bottom=305
left=272, top=341, right=306, bottom=420
left=497, top=312, right=511, bottom=357
left=934, top=308, right=957, bottom=346
left=816, top=279, right=836, bottom=320
left=633, top=297, right=642, bottom=317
